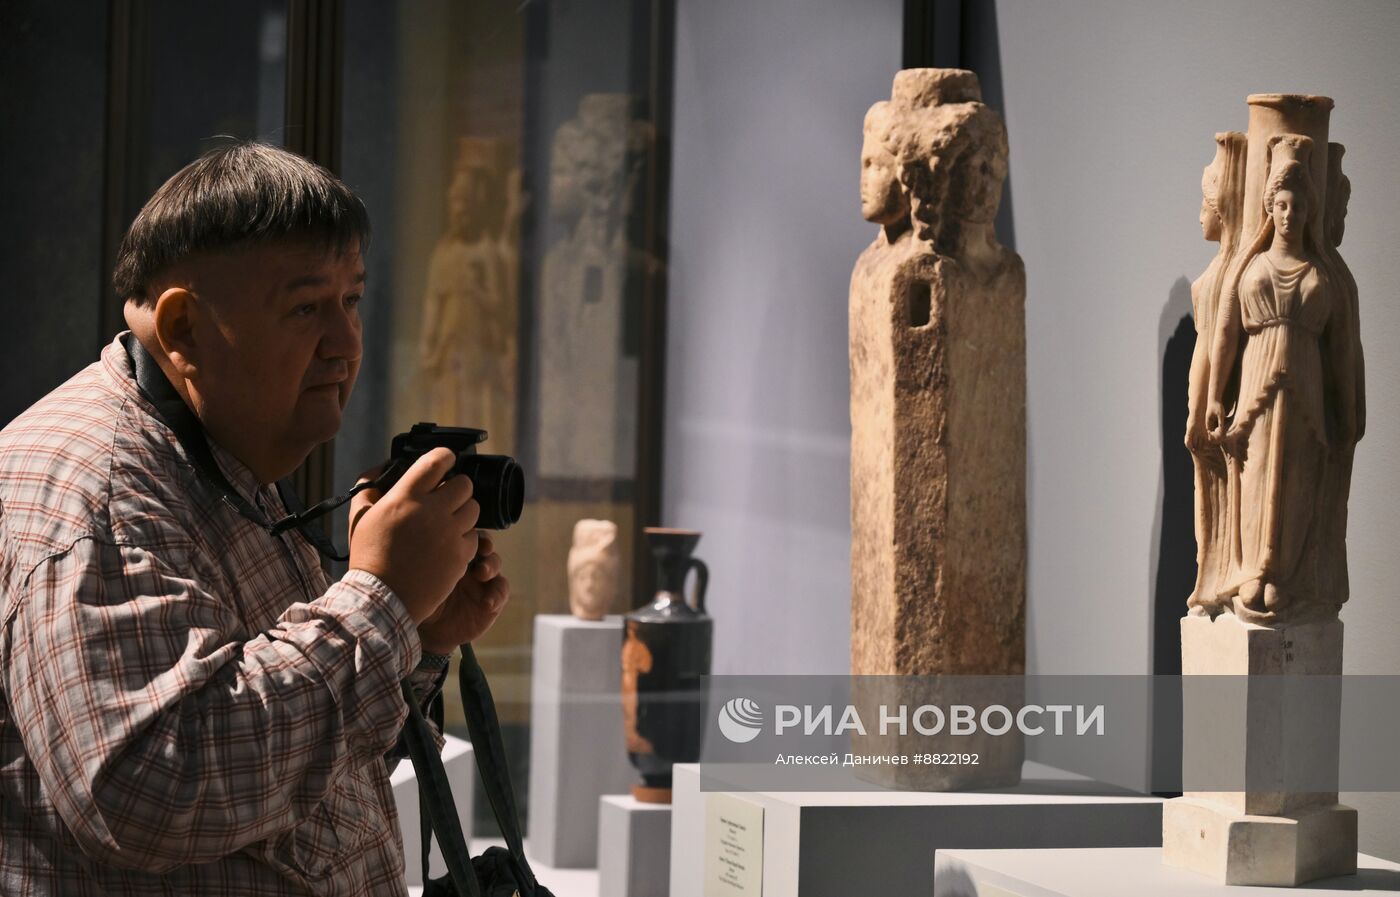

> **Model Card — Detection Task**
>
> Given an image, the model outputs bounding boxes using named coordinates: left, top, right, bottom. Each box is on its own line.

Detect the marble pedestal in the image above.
left=670, top=762, right=1162, bottom=897
left=390, top=734, right=476, bottom=886
left=527, top=614, right=636, bottom=868
left=598, top=795, right=672, bottom=897
left=1164, top=612, right=1355, bottom=885
left=934, top=847, right=1400, bottom=896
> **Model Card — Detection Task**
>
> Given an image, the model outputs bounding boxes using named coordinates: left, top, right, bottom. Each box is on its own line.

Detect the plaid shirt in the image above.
left=0, top=335, right=440, bottom=895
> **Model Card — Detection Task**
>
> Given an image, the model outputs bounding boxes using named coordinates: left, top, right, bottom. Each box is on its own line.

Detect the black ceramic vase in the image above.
left=621, top=527, right=713, bottom=803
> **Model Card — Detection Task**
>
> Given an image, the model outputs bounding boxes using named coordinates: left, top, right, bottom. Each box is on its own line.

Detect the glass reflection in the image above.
left=338, top=0, right=664, bottom=830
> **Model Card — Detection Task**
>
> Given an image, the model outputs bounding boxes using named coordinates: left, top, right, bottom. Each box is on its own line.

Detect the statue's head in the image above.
left=1199, top=132, right=1247, bottom=245
left=1200, top=142, right=1227, bottom=242
left=860, top=101, right=906, bottom=226
left=935, top=104, right=1008, bottom=228
left=1263, top=135, right=1315, bottom=246
left=861, top=69, right=1008, bottom=248
left=1326, top=142, right=1351, bottom=248
left=449, top=137, right=505, bottom=238
left=551, top=94, right=654, bottom=228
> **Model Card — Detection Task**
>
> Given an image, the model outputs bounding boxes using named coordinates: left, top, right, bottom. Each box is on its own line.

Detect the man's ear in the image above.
left=152, top=287, right=200, bottom=377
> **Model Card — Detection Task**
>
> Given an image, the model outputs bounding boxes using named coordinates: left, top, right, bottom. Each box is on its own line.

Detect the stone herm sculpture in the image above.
left=850, top=68, right=1025, bottom=680
left=567, top=518, right=621, bottom=620
left=849, top=68, right=1026, bottom=790
left=1205, top=132, right=1363, bottom=626
left=1166, top=94, right=1365, bottom=888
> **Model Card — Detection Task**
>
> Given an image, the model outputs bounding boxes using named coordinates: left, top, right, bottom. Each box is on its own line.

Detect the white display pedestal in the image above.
left=528, top=614, right=636, bottom=868
left=670, top=762, right=1163, bottom=897
left=934, top=847, right=1400, bottom=895
left=390, top=734, right=476, bottom=886
left=598, top=795, right=672, bottom=897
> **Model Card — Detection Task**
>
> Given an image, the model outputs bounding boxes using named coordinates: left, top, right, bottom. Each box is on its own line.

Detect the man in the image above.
left=0, top=143, right=508, bottom=894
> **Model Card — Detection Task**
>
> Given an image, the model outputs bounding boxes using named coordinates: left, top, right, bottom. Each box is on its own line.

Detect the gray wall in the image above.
left=992, top=0, right=1400, bottom=858
left=996, top=0, right=1400, bottom=679
left=665, top=0, right=1400, bottom=859
left=665, top=0, right=904, bottom=676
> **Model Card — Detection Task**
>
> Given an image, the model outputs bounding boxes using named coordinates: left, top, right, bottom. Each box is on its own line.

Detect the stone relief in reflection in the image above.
left=420, top=137, right=521, bottom=454
left=848, top=69, right=1026, bottom=791
left=1194, top=98, right=1365, bottom=627
left=538, top=94, right=658, bottom=480
left=1184, top=132, right=1247, bottom=618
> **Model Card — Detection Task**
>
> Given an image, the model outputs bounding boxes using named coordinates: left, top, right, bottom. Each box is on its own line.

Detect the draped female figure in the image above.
left=1315, top=144, right=1366, bottom=606
left=1205, top=134, right=1360, bottom=624
left=1185, top=132, right=1247, bottom=616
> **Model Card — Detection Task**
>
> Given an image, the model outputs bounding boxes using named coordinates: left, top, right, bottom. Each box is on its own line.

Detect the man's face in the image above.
left=183, top=241, right=364, bottom=476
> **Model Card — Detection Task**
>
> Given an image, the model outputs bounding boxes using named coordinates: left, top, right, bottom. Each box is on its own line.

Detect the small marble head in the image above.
left=860, top=101, right=908, bottom=227
left=1200, top=147, right=1226, bottom=242
left=939, top=106, right=1008, bottom=227
left=1199, top=132, right=1247, bottom=246
left=1263, top=135, right=1315, bottom=247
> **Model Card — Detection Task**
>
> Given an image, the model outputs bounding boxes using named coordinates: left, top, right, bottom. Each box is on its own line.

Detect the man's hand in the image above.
left=347, top=448, right=481, bottom=623
left=418, top=534, right=511, bottom=655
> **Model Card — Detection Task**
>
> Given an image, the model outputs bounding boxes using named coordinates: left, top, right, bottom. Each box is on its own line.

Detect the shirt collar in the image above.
left=102, top=332, right=270, bottom=508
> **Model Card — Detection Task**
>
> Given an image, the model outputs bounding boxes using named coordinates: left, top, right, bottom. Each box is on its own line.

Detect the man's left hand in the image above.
left=417, top=534, right=510, bottom=655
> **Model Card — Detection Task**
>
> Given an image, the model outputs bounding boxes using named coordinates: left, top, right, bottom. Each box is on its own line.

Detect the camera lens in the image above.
left=456, top=454, right=525, bottom=530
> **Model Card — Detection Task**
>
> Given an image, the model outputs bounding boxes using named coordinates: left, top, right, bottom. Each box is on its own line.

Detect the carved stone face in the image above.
left=1200, top=197, right=1222, bottom=241
left=1272, top=187, right=1306, bottom=243
left=860, top=132, right=906, bottom=226
left=951, top=145, right=1004, bottom=225
left=448, top=168, right=490, bottom=238
left=1199, top=149, right=1225, bottom=242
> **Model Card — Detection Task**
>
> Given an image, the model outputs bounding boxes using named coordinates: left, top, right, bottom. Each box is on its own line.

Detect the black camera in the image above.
left=386, top=423, right=525, bottom=530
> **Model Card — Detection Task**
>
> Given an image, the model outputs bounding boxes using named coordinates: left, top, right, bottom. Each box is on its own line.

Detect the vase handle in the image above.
left=687, top=557, right=709, bottom=614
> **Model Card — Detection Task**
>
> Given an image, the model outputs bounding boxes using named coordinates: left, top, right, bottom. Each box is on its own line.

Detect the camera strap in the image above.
left=121, top=332, right=369, bottom=562
left=406, top=644, right=548, bottom=897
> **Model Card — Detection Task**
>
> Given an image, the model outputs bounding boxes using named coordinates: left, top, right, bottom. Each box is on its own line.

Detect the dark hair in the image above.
left=112, top=142, right=371, bottom=304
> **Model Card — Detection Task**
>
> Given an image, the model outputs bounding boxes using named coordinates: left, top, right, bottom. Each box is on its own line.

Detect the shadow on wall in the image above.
left=961, top=0, right=1016, bottom=253
left=1147, top=277, right=1195, bottom=798
left=942, top=0, right=1016, bottom=253
left=1152, top=277, right=1196, bottom=677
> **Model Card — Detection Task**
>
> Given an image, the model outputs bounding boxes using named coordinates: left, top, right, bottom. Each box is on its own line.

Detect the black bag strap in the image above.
left=401, top=680, right=482, bottom=897
left=457, top=645, right=538, bottom=891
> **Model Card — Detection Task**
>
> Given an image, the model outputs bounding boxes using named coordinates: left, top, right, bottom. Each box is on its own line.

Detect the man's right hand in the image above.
left=347, top=447, right=481, bottom=623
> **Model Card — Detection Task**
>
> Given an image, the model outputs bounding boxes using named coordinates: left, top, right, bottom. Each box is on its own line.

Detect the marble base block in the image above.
left=1163, top=797, right=1357, bottom=886
left=1165, top=612, right=1354, bottom=886
left=390, top=734, right=476, bottom=886
left=528, top=614, right=636, bottom=868
left=598, top=795, right=672, bottom=897
left=935, top=847, right=1395, bottom=896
